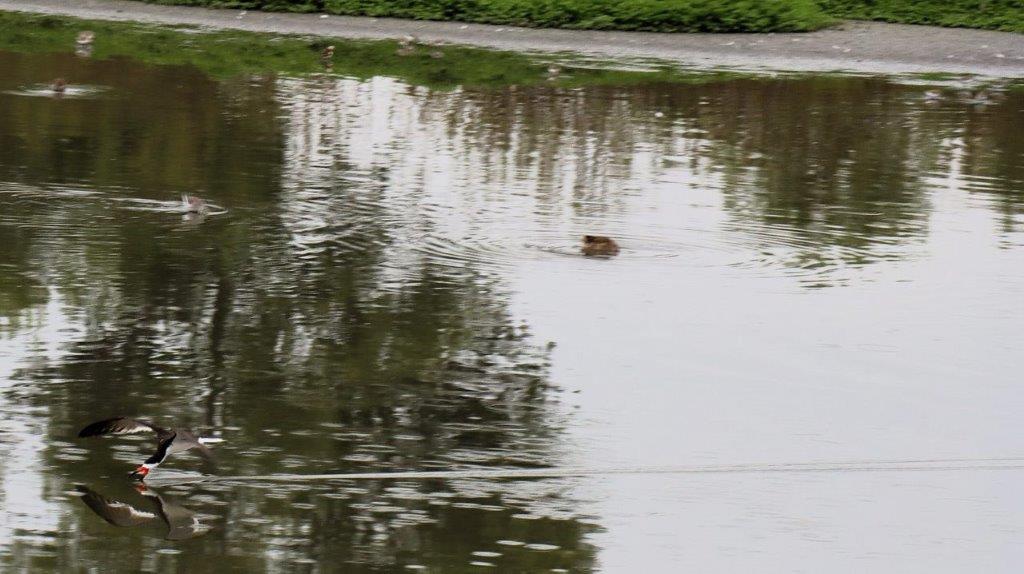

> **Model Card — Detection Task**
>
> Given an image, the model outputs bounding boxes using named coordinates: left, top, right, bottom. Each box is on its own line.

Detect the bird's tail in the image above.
left=198, top=437, right=224, bottom=445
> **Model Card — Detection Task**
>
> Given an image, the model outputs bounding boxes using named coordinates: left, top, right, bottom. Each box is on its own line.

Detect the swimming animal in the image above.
left=582, top=235, right=620, bottom=257
left=78, top=417, right=224, bottom=480
left=51, top=78, right=67, bottom=94
left=181, top=194, right=208, bottom=214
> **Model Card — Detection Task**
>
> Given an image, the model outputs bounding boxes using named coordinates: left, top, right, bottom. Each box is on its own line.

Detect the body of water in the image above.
left=0, top=29, right=1022, bottom=572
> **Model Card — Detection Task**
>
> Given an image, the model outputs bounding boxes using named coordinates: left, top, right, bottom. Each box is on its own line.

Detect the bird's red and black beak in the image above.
left=128, top=465, right=150, bottom=481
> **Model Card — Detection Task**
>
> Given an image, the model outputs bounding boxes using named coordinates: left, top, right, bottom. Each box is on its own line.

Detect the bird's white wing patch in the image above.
left=108, top=501, right=158, bottom=520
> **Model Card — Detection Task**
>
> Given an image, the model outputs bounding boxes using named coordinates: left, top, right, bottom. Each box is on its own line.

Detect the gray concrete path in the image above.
left=2, top=0, right=1023, bottom=76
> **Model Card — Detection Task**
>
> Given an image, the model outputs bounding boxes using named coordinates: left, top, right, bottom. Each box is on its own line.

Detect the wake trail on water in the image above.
left=145, top=456, right=1024, bottom=486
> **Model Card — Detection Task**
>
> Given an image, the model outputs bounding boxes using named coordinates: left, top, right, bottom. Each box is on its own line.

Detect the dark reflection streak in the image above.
left=203, top=275, right=233, bottom=429
left=1, top=50, right=592, bottom=573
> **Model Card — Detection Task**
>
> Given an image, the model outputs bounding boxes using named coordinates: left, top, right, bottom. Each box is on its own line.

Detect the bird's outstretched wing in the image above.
left=78, top=417, right=165, bottom=438
left=76, top=485, right=158, bottom=527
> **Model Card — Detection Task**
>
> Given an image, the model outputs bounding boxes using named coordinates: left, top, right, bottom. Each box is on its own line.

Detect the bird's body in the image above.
left=396, top=35, right=418, bottom=56
left=78, top=417, right=222, bottom=480
left=74, top=31, right=95, bottom=57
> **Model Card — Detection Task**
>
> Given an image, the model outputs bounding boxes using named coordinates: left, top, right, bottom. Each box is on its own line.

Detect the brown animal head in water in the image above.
left=582, top=235, right=620, bottom=257
left=51, top=78, right=67, bottom=94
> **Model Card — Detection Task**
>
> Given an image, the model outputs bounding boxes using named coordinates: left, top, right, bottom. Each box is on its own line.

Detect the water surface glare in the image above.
left=0, top=45, right=1023, bottom=573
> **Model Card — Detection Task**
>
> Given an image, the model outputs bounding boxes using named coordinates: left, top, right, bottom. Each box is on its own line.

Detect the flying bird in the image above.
left=78, top=417, right=223, bottom=480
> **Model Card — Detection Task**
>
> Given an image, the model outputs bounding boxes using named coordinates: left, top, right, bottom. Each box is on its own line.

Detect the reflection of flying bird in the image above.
left=76, top=484, right=209, bottom=540
left=78, top=417, right=223, bottom=480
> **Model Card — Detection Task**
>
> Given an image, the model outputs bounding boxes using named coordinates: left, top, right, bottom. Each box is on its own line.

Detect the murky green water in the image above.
left=1, top=20, right=1023, bottom=573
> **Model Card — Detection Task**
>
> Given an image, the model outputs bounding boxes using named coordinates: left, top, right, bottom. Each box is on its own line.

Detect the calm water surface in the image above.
left=1, top=46, right=1023, bottom=573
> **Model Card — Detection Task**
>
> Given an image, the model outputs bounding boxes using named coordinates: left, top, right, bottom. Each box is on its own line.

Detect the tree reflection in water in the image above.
left=0, top=46, right=1021, bottom=572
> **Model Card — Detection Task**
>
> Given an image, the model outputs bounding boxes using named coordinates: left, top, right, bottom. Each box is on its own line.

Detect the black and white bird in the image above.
left=77, top=484, right=209, bottom=540
left=78, top=417, right=223, bottom=480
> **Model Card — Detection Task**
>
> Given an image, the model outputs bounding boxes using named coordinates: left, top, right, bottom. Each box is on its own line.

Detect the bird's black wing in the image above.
left=78, top=417, right=166, bottom=438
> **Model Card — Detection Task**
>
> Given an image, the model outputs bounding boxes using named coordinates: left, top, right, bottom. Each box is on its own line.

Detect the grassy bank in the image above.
left=138, top=0, right=833, bottom=32
left=135, top=0, right=1024, bottom=33
left=819, top=0, right=1024, bottom=33
left=0, top=11, right=744, bottom=88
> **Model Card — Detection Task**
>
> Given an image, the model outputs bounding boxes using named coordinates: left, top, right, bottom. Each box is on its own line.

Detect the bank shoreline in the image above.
left=2, top=0, right=1022, bottom=77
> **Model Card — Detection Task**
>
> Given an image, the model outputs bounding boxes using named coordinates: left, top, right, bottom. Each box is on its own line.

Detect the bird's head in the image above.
left=128, top=465, right=150, bottom=481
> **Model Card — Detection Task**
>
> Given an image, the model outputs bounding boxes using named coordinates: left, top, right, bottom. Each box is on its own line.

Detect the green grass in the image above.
left=818, top=0, right=1024, bottom=33
left=137, top=0, right=833, bottom=32
left=909, top=72, right=974, bottom=82
left=140, top=0, right=326, bottom=12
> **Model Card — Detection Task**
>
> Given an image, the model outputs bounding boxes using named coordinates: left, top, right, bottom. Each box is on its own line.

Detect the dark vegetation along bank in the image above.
left=137, top=0, right=833, bottom=32
left=0, top=11, right=744, bottom=87
left=819, top=0, right=1024, bottom=33
left=134, top=0, right=1024, bottom=32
